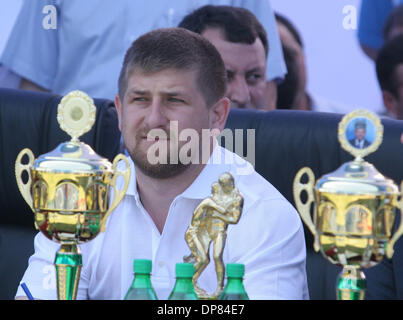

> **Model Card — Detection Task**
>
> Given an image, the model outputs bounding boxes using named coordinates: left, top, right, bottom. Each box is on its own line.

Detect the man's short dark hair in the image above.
left=383, top=4, right=403, bottom=41
left=376, top=34, right=403, bottom=97
left=118, top=28, right=227, bottom=107
left=275, top=12, right=304, bottom=49
left=178, top=5, right=269, bottom=57
left=355, top=120, right=366, bottom=130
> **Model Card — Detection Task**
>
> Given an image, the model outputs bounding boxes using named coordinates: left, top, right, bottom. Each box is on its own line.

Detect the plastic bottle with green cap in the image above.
left=219, top=263, right=249, bottom=300
left=168, top=263, right=198, bottom=300
left=124, top=259, right=158, bottom=300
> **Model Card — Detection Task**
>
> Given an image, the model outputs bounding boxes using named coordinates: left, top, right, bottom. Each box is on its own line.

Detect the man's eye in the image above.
left=168, top=98, right=185, bottom=103
left=246, top=73, right=263, bottom=84
left=131, top=97, right=147, bottom=102
left=226, top=72, right=234, bottom=82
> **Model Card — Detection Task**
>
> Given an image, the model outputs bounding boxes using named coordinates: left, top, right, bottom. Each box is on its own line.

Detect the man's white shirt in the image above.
left=355, top=139, right=364, bottom=149
left=15, top=145, right=309, bottom=300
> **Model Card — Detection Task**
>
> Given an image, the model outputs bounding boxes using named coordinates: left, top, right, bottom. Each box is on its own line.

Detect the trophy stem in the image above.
left=336, top=265, right=366, bottom=300
left=54, top=243, right=82, bottom=300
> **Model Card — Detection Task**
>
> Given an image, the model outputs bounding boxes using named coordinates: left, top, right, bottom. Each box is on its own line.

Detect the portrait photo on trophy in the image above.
left=346, top=118, right=375, bottom=150
left=1, top=0, right=403, bottom=307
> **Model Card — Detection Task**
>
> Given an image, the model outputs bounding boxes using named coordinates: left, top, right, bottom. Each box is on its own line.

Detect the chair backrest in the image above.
left=2, top=88, right=402, bottom=299
left=0, top=88, right=121, bottom=299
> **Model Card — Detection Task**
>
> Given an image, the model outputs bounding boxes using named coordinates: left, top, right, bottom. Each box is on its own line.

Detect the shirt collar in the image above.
left=178, top=143, right=233, bottom=200
left=123, top=156, right=142, bottom=206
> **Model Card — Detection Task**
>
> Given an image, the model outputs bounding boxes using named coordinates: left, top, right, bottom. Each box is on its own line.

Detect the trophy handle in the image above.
left=15, top=148, right=35, bottom=212
left=100, top=153, right=131, bottom=232
left=293, top=167, right=319, bottom=251
left=386, top=181, right=403, bottom=258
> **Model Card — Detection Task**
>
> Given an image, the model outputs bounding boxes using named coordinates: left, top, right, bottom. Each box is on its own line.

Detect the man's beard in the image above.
left=126, top=126, right=191, bottom=180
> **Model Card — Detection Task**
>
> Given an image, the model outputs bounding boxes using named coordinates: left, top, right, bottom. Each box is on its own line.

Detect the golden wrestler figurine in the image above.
left=184, top=172, right=244, bottom=299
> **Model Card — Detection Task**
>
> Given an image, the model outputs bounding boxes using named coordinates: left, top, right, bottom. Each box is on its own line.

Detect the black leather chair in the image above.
left=0, top=88, right=121, bottom=299
left=1, top=88, right=403, bottom=299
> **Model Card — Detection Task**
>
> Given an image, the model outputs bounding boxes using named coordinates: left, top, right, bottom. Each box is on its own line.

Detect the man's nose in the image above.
left=227, top=76, right=251, bottom=108
left=144, top=100, right=169, bottom=128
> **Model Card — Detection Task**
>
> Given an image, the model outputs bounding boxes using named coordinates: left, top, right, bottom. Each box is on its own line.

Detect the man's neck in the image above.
left=135, top=163, right=206, bottom=234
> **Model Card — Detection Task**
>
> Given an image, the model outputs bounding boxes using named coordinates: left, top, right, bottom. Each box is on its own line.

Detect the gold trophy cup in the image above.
left=15, top=91, right=130, bottom=300
left=293, top=110, right=403, bottom=300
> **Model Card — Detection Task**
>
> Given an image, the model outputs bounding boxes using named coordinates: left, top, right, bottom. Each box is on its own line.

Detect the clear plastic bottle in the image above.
left=168, top=263, right=198, bottom=300
left=124, top=259, right=158, bottom=300
left=219, top=263, right=249, bottom=300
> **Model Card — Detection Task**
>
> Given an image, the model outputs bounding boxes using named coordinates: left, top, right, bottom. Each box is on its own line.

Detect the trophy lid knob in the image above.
left=56, top=90, right=96, bottom=142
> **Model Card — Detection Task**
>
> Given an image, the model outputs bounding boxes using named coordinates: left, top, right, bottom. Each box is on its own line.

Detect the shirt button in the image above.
left=158, top=261, right=165, bottom=268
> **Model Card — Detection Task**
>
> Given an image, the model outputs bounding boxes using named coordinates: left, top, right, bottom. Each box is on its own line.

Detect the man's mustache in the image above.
left=136, top=126, right=176, bottom=141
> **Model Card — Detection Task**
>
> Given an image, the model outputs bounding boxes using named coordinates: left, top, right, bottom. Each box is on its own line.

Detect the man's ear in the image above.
left=114, top=94, right=123, bottom=131
left=209, top=97, right=230, bottom=132
left=382, top=90, right=398, bottom=117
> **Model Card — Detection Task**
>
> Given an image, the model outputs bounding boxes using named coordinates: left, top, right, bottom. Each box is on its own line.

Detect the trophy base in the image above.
left=336, top=265, right=366, bottom=300
left=55, top=244, right=82, bottom=300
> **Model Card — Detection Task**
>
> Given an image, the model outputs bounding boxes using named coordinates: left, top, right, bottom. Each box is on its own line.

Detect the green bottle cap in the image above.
left=175, top=263, right=194, bottom=278
left=226, top=263, right=245, bottom=278
left=133, top=259, right=152, bottom=274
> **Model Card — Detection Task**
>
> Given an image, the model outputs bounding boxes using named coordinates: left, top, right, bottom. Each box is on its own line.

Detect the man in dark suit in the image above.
left=348, top=120, right=371, bottom=149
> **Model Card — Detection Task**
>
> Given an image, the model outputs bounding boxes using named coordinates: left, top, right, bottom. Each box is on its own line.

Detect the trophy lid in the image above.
left=32, top=90, right=112, bottom=173
left=316, top=160, right=398, bottom=196
left=315, top=109, right=398, bottom=196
